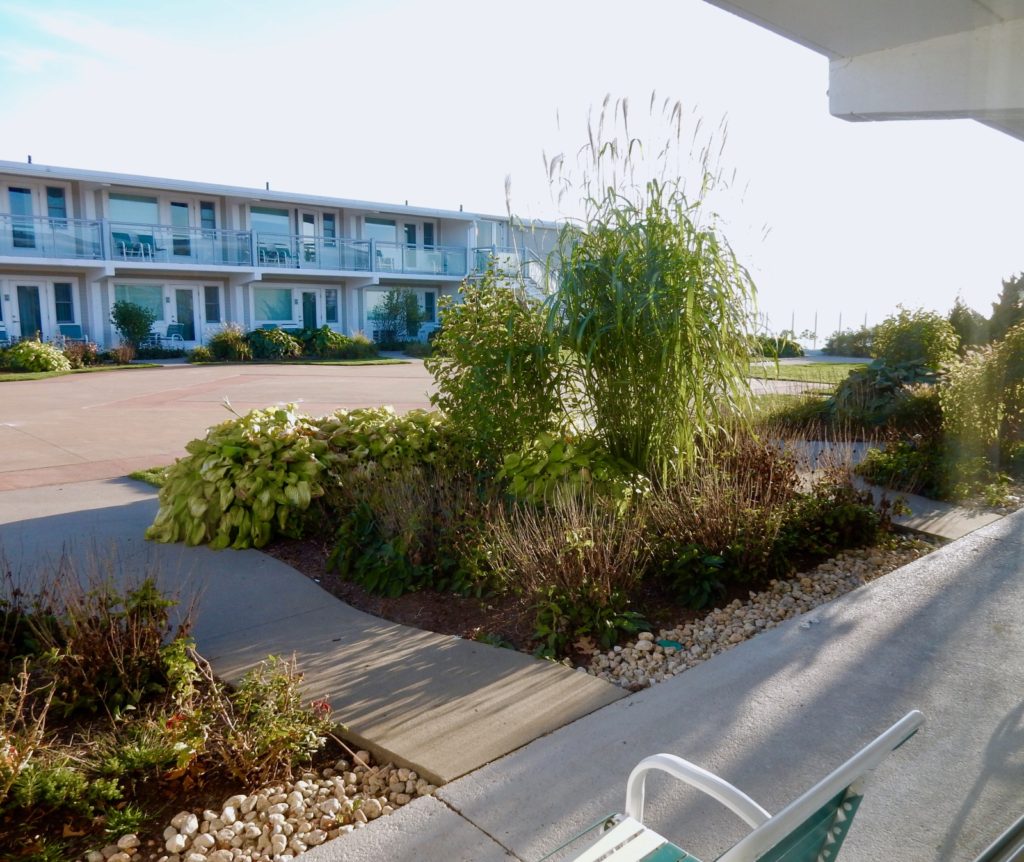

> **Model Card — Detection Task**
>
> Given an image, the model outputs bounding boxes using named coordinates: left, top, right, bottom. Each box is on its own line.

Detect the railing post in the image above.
left=99, top=218, right=110, bottom=261
left=370, top=239, right=377, bottom=272
left=250, top=231, right=258, bottom=268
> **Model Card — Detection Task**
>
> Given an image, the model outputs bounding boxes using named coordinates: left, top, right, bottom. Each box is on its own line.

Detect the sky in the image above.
left=1, top=0, right=1022, bottom=339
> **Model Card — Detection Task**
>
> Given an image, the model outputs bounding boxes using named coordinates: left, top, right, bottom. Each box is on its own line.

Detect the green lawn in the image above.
left=0, top=364, right=159, bottom=382
left=189, top=358, right=408, bottom=367
left=748, top=362, right=866, bottom=385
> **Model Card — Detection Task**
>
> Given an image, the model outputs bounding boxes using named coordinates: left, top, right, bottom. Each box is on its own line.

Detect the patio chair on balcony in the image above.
left=541, top=710, right=924, bottom=862
left=112, top=231, right=144, bottom=260
left=136, top=233, right=167, bottom=262
left=273, top=243, right=296, bottom=268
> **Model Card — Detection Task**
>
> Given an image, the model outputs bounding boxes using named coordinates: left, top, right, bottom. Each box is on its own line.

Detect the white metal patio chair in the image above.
left=540, top=710, right=924, bottom=862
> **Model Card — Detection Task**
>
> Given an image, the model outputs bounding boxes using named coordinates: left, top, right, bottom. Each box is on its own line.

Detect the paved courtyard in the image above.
left=0, top=362, right=434, bottom=490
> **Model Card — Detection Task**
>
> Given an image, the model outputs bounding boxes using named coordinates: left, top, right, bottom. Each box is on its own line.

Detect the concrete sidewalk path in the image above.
left=0, top=479, right=624, bottom=786
left=307, top=509, right=1024, bottom=862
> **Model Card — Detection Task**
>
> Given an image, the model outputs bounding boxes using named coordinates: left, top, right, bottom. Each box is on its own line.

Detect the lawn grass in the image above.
left=748, top=361, right=866, bottom=385
left=128, top=465, right=169, bottom=487
left=0, top=363, right=159, bottom=382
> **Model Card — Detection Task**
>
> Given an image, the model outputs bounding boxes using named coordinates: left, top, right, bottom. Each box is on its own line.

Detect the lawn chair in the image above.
left=112, top=231, right=143, bottom=259
left=542, top=710, right=924, bottom=862
left=136, top=232, right=167, bottom=262
left=58, top=324, right=88, bottom=344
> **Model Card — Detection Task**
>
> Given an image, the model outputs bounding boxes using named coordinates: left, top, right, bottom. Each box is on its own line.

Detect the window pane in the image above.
left=109, top=194, right=159, bottom=224
left=46, top=188, right=68, bottom=220
left=323, top=214, right=336, bottom=240
left=251, top=207, right=290, bottom=237
left=204, top=285, right=221, bottom=323
left=54, top=283, right=74, bottom=323
left=404, top=224, right=416, bottom=245
left=364, top=217, right=396, bottom=243
left=254, top=287, right=291, bottom=321
left=424, top=291, right=436, bottom=323
left=423, top=223, right=434, bottom=247
left=325, top=289, right=338, bottom=323
left=114, top=284, right=164, bottom=320
left=200, top=201, right=216, bottom=231
left=9, top=188, right=34, bottom=247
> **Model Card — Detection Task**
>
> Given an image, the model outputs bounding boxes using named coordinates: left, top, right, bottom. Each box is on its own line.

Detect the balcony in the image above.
left=0, top=214, right=476, bottom=279
left=109, top=222, right=252, bottom=266
left=0, top=213, right=103, bottom=260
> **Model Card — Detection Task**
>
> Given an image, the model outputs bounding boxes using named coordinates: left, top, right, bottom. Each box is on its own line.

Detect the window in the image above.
left=171, top=202, right=191, bottom=256
left=114, top=284, right=164, bottom=319
left=323, top=213, right=337, bottom=247
left=53, top=283, right=74, bottom=323
left=364, top=217, right=396, bottom=243
left=404, top=223, right=417, bottom=245
left=109, top=194, right=158, bottom=225
left=46, top=187, right=68, bottom=223
left=204, top=285, right=221, bottom=323
left=9, top=187, right=34, bottom=247
left=200, top=201, right=216, bottom=233
left=254, top=287, right=292, bottom=321
left=325, top=289, right=339, bottom=323
left=423, top=223, right=435, bottom=247
left=423, top=291, right=436, bottom=323
left=250, top=207, right=290, bottom=237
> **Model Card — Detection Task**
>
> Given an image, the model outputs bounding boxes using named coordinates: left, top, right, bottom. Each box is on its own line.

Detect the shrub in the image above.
left=4, top=340, right=72, bottom=373
left=988, top=273, right=1024, bottom=342
left=187, top=345, right=214, bottom=363
left=247, top=327, right=303, bottom=360
left=146, top=405, right=330, bottom=548
left=780, top=473, right=880, bottom=558
left=207, top=323, right=252, bottom=361
left=134, top=344, right=186, bottom=359
left=403, top=341, right=432, bottom=358
left=756, top=335, right=804, bottom=358
left=829, top=360, right=939, bottom=425
left=872, top=306, right=960, bottom=369
left=497, top=432, right=650, bottom=512
left=486, top=493, right=650, bottom=656
left=110, top=343, right=135, bottom=364
left=110, top=301, right=158, bottom=349
left=823, top=326, right=875, bottom=358
left=948, top=297, right=988, bottom=351
left=62, top=341, right=99, bottom=369
left=341, top=331, right=377, bottom=360
left=426, top=270, right=560, bottom=466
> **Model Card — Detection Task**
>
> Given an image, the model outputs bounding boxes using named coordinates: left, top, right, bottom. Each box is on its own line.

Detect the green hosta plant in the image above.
left=146, top=405, right=330, bottom=549
left=498, top=432, right=650, bottom=511
left=247, top=328, right=302, bottom=360
left=4, top=340, right=72, bottom=373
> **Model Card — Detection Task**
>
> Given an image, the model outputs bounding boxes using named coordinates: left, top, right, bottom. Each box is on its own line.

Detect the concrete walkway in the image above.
left=0, top=480, right=623, bottom=786
left=305, top=508, right=1024, bottom=862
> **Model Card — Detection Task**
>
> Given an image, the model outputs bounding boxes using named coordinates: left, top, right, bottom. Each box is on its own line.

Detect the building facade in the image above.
left=0, top=160, right=557, bottom=347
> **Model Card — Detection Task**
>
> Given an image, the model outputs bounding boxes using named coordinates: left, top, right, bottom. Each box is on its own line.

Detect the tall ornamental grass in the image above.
left=546, top=96, right=756, bottom=481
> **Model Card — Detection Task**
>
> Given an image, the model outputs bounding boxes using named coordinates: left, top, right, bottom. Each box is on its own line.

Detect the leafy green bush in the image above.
left=111, top=300, right=158, bottom=349
left=498, top=433, right=650, bottom=512
left=135, top=344, right=186, bottom=359
left=403, top=341, right=432, bottom=358
left=780, top=474, right=879, bottom=558
left=4, top=340, right=72, bottom=373
left=823, top=326, right=874, bottom=357
left=988, top=273, right=1024, bottom=342
left=187, top=345, right=214, bottom=363
left=246, top=327, right=303, bottom=360
left=872, top=306, right=960, bottom=369
left=829, top=360, right=939, bottom=425
left=426, top=270, right=559, bottom=466
left=146, top=406, right=330, bottom=548
left=948, top=297, right=988, bottom=351
left=207, top=323, right=252, bottom=361
left=756, top=335, right=804, bottom=358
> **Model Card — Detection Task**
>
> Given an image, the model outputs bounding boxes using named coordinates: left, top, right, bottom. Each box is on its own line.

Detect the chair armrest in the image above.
left=625, top=754, right=771, bottom=829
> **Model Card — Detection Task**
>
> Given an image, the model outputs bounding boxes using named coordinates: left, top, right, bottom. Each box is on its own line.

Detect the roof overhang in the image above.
left=704, top=0, right=1024, bottom=142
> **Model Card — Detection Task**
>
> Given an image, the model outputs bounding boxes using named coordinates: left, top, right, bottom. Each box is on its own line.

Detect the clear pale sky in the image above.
left=2, top=0, right=1022, bottom=338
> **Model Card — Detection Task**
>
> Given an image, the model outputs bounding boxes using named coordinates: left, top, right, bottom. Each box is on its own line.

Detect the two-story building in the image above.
left=0, top=160, right=558, bottom=347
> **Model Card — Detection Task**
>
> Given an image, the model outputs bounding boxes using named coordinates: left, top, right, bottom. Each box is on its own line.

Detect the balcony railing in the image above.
left=110, top=222, right=252, bottom=266
left=0, top=213, right=104, bottom=260
left=1, top=214, right=478, bottom=279
left=375, top=242, right=467, bottom=277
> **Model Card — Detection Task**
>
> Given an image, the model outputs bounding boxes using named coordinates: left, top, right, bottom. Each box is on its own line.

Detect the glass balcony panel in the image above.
left=0, top=213, right=103, bottom=259
left=110, top=223, right=252, bottom=266
left=376, top=242, right=467, bottom=276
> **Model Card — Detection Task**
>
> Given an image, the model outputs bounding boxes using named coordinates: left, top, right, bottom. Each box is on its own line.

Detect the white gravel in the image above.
left=581, top=536, right=935, bottom=690
left=82, top=752, right=435, bottom=862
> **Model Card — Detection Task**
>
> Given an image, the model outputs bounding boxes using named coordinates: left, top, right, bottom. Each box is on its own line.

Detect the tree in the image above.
left=948, top=297, right=988, bottom=351
left=989, top=273, right=1024, bottom=342
left=110, top=300, right=157, bottom=348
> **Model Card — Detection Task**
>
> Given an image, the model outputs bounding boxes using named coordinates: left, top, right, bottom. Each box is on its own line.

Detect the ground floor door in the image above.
left=174, top=287, right=197, bottom=341
left=16, top=283, right=44, bottom=339
left=302, top=291, right=317, bottom=329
